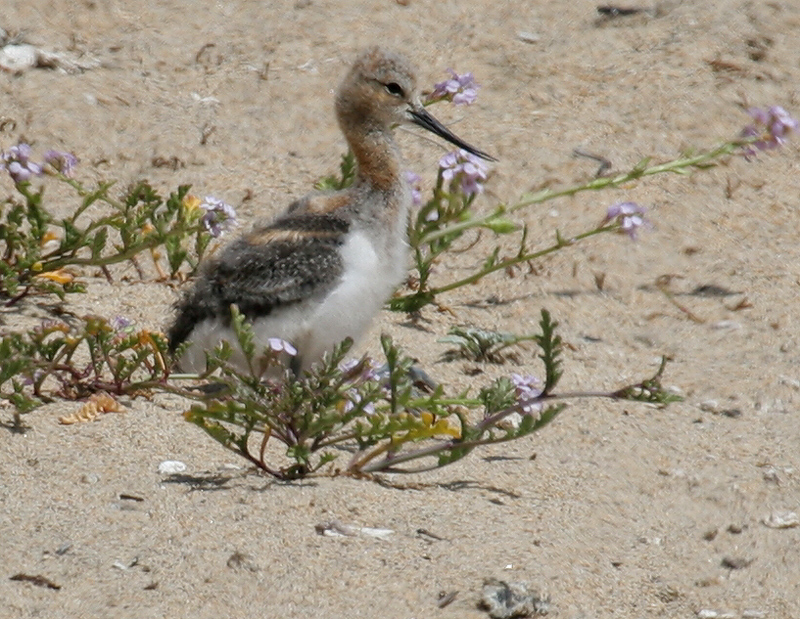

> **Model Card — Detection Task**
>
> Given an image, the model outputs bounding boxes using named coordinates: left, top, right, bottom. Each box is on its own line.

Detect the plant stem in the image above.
left=393, top=225, right=614, bottom=309
left=420, top=139, right=743, bottom=247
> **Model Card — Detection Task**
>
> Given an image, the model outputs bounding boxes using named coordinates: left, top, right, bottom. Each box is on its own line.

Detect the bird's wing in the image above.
left=168, top=212, right=349, bottom=351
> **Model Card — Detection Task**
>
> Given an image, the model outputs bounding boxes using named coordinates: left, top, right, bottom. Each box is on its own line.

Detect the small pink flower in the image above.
left=429, top=69, right=479, bottom=106
left=404, top=170, right=422, bottom=206
left=2, top=143, right=43, bottom=183
left=603, top=202, right=648, bottom=240
left=200, top=196, right=237, bottom=238
left=510, top=373, right=542, bottom=416
left=740, top=105, right=798, bottom=158
left=267, top=337, right=297, bottom=356
left=438, top=149, right=489, bottom=197
left=43, top=150, right=78, bottom=176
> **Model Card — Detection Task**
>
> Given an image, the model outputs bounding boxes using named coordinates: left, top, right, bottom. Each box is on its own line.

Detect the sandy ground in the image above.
left=2, top=1, right=800, bottom=617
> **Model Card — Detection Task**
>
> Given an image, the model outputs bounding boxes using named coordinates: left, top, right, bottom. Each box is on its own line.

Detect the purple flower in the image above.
left=404, top=170, right=422, bottom=206
left=111, top=316, right=134, bottom=332
left=337, top=359, right=381, bottom=415
left=267, top=337, right=297, bottom=356
left=339, top=358, right=380, bottom=382
left=2, top=143, right=43, bottom=183
left=603, top=201, right=647, bottom=240
left=339, top=358, right=361, bottom=374
left=429, top=69, right=479, bottom=106
left=439, top=149, right=489, bottom=196
left=510, top=373, right=542, bottom=416
left=200, top=196, right=237, bottom=238
left=43, top=150, right=79, bottom=176
left=340, top=390, right=376, bottom=416
left=22, top=369, right=46, bottom=387
left=741, top=105, right=798, bottom=158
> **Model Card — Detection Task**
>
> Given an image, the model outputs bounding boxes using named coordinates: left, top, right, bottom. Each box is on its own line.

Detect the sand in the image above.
left=2, top=1, right=800, bottom=617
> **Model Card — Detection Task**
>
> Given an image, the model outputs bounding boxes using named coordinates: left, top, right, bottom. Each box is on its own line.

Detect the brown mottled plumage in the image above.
left=168, top=47, right=493, bottom=375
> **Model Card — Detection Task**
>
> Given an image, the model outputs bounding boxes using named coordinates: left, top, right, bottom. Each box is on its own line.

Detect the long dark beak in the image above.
left=409, top=107, right=497, bottom=162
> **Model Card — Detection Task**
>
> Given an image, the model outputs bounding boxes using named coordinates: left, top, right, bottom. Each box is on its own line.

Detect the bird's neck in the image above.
left=348, top=125, right=403, bottom=194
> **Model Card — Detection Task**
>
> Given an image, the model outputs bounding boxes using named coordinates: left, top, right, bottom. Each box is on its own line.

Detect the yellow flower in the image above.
left=40, top=230, right=61, bottom=252
left=431, top=418, right=461, bottom=438
left=396, top=411, right=462, bottom=441
left=182, top=194, right=201, bottom=211
left=36, top=268, right=73, bottom=284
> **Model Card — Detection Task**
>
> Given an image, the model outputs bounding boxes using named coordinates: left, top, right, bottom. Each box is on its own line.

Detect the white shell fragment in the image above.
left=157, top=460, right=187, bottom=475
left=0, top=44, right=38, bottom=72
left=710, top=320, right=741, bottom=330
left=696, top=611, right=735, bottom=619
left=0, top=42, right=100, bottom=74
left=517, top=32, right=541, bottom=44
left=762, top=510, right=800, bottom=529
left=314, top=520, right=393, bottom=540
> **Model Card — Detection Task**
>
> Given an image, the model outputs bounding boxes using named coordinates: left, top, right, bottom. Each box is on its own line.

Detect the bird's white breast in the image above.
left=294, top=228, right=406, bottom=370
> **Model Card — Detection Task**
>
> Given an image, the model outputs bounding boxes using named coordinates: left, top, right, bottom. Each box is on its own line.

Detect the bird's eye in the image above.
left=384, top=82, right=405, bottom=98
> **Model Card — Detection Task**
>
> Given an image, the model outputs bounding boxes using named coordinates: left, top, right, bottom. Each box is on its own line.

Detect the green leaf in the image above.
left=631, top=157, right=651, bottom=175
left=229, top=304, right=255, bottom=362
left=479, top=377, right=516, bottom=415
left=315, top=151, right=357, bottom=191
left=90, top=228, right=108, bottom=259
left=185, top=406, right=238, bottom=448
left=535, top=309, right=563, bottom=394
left=483, top=215, right=518, bottom=235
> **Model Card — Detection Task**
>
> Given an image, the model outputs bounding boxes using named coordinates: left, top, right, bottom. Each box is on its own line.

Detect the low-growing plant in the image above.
left=0, top=145, right=235, bottom=305
left=0, top=71, right=796, bottom=480
left=438, top=326, right=537, bottom=363
left=0, top=314, right=175, bottom=430
left=183, top=307, right=678, bottom=478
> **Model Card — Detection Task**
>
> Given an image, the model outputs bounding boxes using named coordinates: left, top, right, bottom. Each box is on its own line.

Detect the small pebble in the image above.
left=498, top=412, right=523, bottom=431
left=699, top=400, right=719, bottom=413
left=762, top=467, right=780, bottom=483
left=0, top=44, right=38, bottom=72
left=721, top=556, right=752, bottom=570
left=711, top=320, right=741, bottom=330
left=479, top=579, right=549, bottom=619
left=517, top=31, right=541, bottom=44
left=226, top=551, right=260, bottom=572
left=157, top=460, right=187, bottom=475
left=702, top=528, right=718, bottom=541
left=219, top=463, right=242, bottom=471
left=762, top=509, right=799, bottom=529
left=778, top=374, right=800, bottom=389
